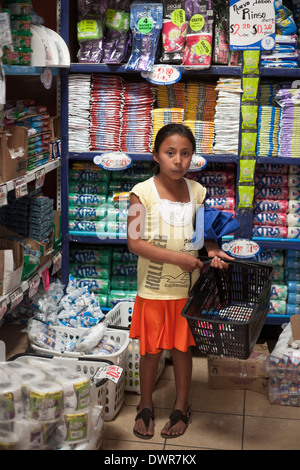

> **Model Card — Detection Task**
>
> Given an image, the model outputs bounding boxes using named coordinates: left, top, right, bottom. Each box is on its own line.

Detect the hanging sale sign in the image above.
left=229, top=0, right=275, bottom=50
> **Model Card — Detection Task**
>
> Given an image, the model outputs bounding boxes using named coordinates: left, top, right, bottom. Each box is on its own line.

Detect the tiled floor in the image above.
left=101, top=356, right=300, bottom=451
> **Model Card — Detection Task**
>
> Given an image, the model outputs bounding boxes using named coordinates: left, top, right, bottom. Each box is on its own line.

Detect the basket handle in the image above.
left=198, top=256, right=274, bottom=280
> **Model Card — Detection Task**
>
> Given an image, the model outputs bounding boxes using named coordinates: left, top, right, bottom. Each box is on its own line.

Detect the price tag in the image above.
left=14, top=177, right=28, bottom=199
left=93, top=152, right=132, bottom=171
left=0, top=299, right=7, bottom=321
left=52, top=252, right=62, bottom=275
left=35, top=168, right=45, bottom=189
left=0, top=184, right=8, bottom=207
left=229, top=0, right=275, bottom=50
left=9, top=288, right=23, bottom=310
left=189, top=155, right=207, bottom=172
left=28, top=273, right=40, bottom=298
left=93, top=365, right=123, bottom=384
left=222, top=238, right=260, bottom=259
left=41, top=267, right=50, bottom=291
left=141, top=64, right=182, bottom=86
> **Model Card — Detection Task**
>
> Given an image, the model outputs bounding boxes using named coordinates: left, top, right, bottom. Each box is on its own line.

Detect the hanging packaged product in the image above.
left=126, top=2, right=163, bottom=72
left=242, top=51, right=260, bottom=75
left=239, top=159, right=256, bottom=183
left=160, top=0, right=187, bottom=64
left=182, top=0, right=214, bottom=69
left=238, top=185, right=255, bottom=209
left=102, top=3, right=131, bottom=64
left=77, top=0, right=107, bottom=63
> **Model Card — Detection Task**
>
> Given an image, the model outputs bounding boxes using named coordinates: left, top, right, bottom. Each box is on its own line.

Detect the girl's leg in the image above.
left=134, top=351, right=162, bottom=437
left=161, top=347, right=192, bottom=437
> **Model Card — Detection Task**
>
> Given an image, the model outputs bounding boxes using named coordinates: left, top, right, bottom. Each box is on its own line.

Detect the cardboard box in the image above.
left=0, top=225, right=53, bottom=257
left=0, top=239, right=24, bottom=296
left=0, top=126, right=28, bottom=183
left=207, top=344, right=270, bottom=395
left=49, top=116, right=61, bottom=141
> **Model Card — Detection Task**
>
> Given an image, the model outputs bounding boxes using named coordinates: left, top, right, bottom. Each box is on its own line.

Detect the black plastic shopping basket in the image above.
left=182, top=258, right=274, bottom=359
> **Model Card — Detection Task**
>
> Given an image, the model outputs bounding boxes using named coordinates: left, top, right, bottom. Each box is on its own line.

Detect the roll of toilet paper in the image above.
left=58, top=409, right=91, bottom=444
left=57, top=372, right=91, bottom=412
left=26, top=381, right=63, bottom=422
left=0, top=429, right=19, bottom=450
left=0, top=379, right=23, bottom=421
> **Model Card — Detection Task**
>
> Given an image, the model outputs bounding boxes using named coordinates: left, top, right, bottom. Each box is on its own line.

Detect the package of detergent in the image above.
left=287, top=214, right=300, bottom=227
left=205, top=186, right=235, bottom=198
left=160, top=0, right=188, bottom=64
left=289, top=201, right=300, bottom=214
left=69, top=193, right=107, bottom=207
left=69, top=246, right=111, bottom=265
left=253, top=212, right=287, bottom=226
left=69, top=264, right=110, bottom=279
left=270, top=284, right=288, bottom=301
left=69, top=220, right=107, bottom=234
left=289, top=188, right=300, bottom=201
left=205, top=197, right=235, bottom=210
left=126, top=2, right=163, bottom=71
left=252, top=226, right=288, bottom=238
left=254, top=250, right=284, bottom=266
left=254, top=200, right=288, bottom=213
left=69, top=181, right=108, bottom=195
left=255, top=186, right=289, bottom=200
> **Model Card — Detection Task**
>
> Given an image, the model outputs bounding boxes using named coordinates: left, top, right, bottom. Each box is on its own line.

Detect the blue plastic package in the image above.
left=126, top=1, right=163, bottom=71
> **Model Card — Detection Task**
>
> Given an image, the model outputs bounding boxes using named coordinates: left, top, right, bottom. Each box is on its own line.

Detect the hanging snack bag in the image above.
left=126, top=2, right=163, bottom=72
left=102, top=1, right=132, bottom=64
left=160, top=0, right=188, bottom=64
left=182, top=0, right=214, bottom=68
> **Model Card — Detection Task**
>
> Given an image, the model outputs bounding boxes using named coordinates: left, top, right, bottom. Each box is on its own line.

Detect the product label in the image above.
left=137, top=17, right=154, bottom=34
left=29, top=390, right=63, bottom=421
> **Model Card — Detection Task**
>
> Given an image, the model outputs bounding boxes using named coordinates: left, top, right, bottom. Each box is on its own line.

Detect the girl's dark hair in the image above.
left=153, top=123, right=196, bottom=153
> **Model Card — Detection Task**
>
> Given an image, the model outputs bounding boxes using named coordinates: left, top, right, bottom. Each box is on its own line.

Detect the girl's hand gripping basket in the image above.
left=182, top=259, right=274, bottom=359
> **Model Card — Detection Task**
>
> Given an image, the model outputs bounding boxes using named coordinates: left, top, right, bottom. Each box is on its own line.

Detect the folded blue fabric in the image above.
left=204, top=207, right=240, bottom=240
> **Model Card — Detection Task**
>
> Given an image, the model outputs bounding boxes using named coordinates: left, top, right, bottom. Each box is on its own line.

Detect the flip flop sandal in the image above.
left=133, top=407, right=155, bottom=440
left=161, top=406, right=191, bottom=439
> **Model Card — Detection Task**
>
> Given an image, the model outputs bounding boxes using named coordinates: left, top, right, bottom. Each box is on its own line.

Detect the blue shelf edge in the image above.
left=68, top=151, right=239, bottom=163
left=3, top=65, right=60, bottom=76
left=253, top=237, right=300, bottom=249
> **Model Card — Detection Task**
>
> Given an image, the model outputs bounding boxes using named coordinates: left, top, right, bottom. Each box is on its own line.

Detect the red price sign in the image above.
left=14, top=177, right=28, bottom=199
left=35, top=168, right=45, bottom=189
left=222, top=239, right=260, bottom=259
left=0, top=299, right=7, bottom=321
left=142, top=64, right=182, bottom=86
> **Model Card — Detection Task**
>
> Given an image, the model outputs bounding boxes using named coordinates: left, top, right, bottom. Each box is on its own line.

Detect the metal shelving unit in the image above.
left=59, top=0, right=300, bottom=324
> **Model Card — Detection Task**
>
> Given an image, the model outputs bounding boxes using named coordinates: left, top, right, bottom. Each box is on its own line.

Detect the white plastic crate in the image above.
left=105, top=302, right=166, bottom=393
left=29, top=328, right=129, bottom=421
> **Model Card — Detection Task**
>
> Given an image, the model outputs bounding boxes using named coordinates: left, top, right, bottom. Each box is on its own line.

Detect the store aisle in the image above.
left=101, top=357, right=300, bottom=451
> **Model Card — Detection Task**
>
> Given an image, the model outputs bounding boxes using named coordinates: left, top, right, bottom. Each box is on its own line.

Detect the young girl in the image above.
left=127, top=123, right=232, bottom=440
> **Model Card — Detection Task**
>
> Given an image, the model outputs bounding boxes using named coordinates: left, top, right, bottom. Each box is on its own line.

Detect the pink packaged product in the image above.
left=255, top=174, right=288, bottom=186
left=254, top=200, right=289, bottom=213
left=188, top=171, right=235, bottom=185
left=254, top=186, right=289, bottom=200
left=160, top=0, right=188, bottom=63
left=252, top=226, right=288, bottom=238
left=205, top=197, right=235, bottom=210
left=182, top=0, right=214, bottom=68
left=206, top=185, right=235, bottom=197
left=253, top=212, right=287, bottom=227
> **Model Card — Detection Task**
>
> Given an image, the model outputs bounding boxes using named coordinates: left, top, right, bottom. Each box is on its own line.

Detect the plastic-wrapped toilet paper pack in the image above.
left=0, top=378, right=23, bottom=422
left=25, top=380, right=63, bottom=422
left=56, top=372, right=91, bottom=412
left=0, top=429, right=19, bottom=450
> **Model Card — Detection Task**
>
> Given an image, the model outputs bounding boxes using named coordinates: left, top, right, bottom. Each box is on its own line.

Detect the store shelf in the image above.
left=257, top=157, right=300, bottom=165
left=69, top=233, right=127, bottom=243
left=3, top=65, right=60, bottom=76
left=69, top=63, right=242, bottom=76
left=253, top=237, right=300, bottom=250
left=0, top=251, right=61, bottom=319
left=68, top=151, right=238, bottom=163
left=1, top=159, right=61, bottom=193
left=265, top=314, right=291, bottom=325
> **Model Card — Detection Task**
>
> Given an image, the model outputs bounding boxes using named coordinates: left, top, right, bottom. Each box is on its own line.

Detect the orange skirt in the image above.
left=129, top=295, right=196, bottom=355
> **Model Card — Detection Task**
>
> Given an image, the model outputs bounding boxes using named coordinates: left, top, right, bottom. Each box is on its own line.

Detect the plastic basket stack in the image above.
left=106, top=302, right=166, bottom=393
left=0, top=354, right=110, bottom=450
left=29, top=326, right=129, bottom=422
